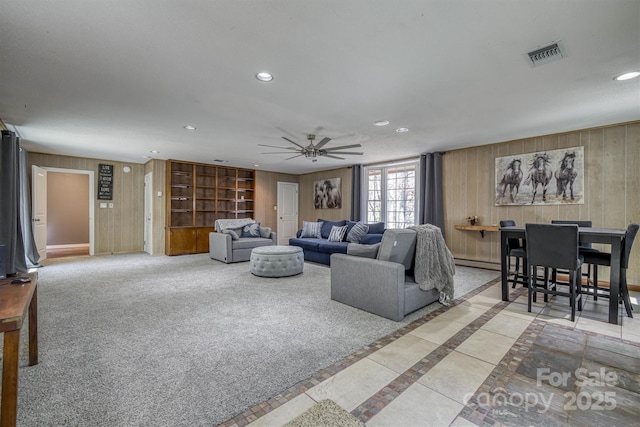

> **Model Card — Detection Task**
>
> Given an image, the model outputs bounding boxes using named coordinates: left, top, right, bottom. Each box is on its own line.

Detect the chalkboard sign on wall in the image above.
left=98, top=164, right=114, bottom=200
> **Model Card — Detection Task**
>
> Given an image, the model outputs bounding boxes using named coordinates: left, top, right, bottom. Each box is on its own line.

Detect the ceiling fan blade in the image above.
left=323, top=151, right=363, bottom=155
left=286, top=154, right=304, bottom=160
left=323, top=144, right=362, bottom=151
left=322, top=154, right=345, bottom=160
left=258, top=144, right=298, bottom=150
left=262, top=151, right=303, bottom=154
left=314, top=137, right=331, bottom=149
left=282, top=137, right=306, bottom=150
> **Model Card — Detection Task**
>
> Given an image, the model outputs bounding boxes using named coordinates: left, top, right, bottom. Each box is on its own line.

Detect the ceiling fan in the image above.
left=259, top=134, right=363, bottom=162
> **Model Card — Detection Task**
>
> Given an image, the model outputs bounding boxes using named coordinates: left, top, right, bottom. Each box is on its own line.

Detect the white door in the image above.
left=277, top=182, right=298, bottom=245
left=32, top=165, right=48, bottom=261
left=144, top=173, right=153, bottom=254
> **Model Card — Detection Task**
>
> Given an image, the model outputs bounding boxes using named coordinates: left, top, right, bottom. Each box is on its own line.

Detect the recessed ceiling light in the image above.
left=373, top=120, right=390, bottom=126
left=614, top=71, right=640, bottom=81
left=150, top=150, right=160, bottom=154
left=183, top=125, right=196, bottom=130
left=395, top=128, right=409, bottom=133
left=256, top=72, right=273, bottom=82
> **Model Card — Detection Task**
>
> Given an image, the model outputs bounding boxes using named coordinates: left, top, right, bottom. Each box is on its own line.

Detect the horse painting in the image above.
left=498, top=159, right=523, bottom=203
left=523, top=153, right=553, bottom=203
left=554, top=151, right=578, bottom=200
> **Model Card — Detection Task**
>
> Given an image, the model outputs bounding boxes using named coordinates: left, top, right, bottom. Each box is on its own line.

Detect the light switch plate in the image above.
left=100, top=203, right=107, bottom=209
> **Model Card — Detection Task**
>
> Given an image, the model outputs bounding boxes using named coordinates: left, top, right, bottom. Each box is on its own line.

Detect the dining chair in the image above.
left=550, top=220, right=595, bottom=288
left=526, top=223, right=583, bottom=321
left=581, top=223, right=638, bottom=318
left=500, top=220, right=527, bottom=288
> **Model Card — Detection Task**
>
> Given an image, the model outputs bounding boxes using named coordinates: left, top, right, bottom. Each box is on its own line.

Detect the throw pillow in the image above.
left=347, top=242, right=381, bottom=259
left=367, top=222, right=385, bottom=235
left=327, top=225, right=347, bottom=242
left=346, top=222, right=369, bottom=243
left=318, top=219, right=347, bottom=239
left=242, top=222, right=261, bottom=237
left=222, top=229, right=239, bottom=240
left=301, top=221, right=323, bottom=238
left=259, top=226, right=272, bottom=239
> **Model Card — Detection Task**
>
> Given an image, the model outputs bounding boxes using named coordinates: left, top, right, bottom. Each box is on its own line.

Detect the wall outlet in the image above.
left=157, top=191, right=163, bottom=197
left=108, top=203, right=114, bottom=208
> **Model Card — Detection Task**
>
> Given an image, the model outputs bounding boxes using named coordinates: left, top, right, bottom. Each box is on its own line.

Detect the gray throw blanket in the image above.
left=408, top=224, right=456, bottom=306
left=214, top=217, right=255, bottom=232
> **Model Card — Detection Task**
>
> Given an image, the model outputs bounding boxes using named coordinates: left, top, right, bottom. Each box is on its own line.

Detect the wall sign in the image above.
left=98, top=163, right=114, bottom=200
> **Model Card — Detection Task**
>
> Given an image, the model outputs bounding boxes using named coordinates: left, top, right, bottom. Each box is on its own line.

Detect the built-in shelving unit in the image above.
left=166, top=160, right=255, bottom=255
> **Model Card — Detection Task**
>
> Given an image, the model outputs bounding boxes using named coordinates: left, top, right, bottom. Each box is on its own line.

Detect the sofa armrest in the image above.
left=209, top=232, right=233, bottom=263
left=330, top=253, right=405, bottom=321
left=269, top=232, right=277, bottom=245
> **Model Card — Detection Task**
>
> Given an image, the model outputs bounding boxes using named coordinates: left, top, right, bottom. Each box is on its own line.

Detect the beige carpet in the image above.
left=284, top=400, right=364, bottom=427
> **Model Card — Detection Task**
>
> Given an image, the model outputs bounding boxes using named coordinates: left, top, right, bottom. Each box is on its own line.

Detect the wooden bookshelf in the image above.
left=166, top=160, right=255, bottom=255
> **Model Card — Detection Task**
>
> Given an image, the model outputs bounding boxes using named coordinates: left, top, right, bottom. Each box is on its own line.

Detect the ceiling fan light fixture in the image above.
left=374, top=120, right=390, bottom=126
left=256, top=72, right=273, bottom=82
left=395, top=127, right=409, bottom=133
left=614, top=71, right=640, bottom=81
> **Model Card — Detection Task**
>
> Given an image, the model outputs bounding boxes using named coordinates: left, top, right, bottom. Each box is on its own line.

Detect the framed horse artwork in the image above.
left=495, top=146, right=584, bottom=206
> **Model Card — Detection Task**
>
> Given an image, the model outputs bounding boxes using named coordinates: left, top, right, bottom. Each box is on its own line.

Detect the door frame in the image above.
left=42, top=167, right=95, bottom=256
left=144, top=172, right=153, bottom=255
left=277, top=181, right=299, bottom=245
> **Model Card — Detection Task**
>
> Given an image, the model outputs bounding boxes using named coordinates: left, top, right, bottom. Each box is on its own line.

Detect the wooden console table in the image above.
left=0, top=272, right=38, bottom=427
left=454, top=224, right=500, bottom=238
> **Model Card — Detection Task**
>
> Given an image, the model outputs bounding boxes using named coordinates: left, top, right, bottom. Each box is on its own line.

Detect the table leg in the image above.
left=1, top=330, right=20, bottom=427
left=608, top=239, right=622, bottom=325
left=29, top=286, right=38, bottom=366
left=501, top=233, right=509, bottom=301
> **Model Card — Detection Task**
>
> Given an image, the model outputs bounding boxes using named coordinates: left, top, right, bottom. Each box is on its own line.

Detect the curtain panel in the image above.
left=419, top=152, right=445, bottom=237
left=350, top=164, right=362, bottom=221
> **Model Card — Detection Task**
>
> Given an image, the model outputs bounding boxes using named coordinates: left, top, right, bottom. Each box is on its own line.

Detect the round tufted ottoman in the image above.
left=250, top=245, right=304, bottom=277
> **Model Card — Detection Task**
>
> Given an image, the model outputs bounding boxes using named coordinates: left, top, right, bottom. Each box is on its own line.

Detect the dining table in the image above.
left=500, top=225, right=626, bottom=325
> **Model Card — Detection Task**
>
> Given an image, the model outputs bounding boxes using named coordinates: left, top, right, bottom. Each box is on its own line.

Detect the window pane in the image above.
left=364, top=162, right=418, bottom=228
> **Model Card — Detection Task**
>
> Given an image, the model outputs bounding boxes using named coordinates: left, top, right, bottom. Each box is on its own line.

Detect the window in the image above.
left=363, top=160, right=419, bottom=229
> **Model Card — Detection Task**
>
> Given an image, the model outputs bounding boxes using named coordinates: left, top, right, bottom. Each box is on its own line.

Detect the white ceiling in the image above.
left=1, top=0, right=639, bottom=174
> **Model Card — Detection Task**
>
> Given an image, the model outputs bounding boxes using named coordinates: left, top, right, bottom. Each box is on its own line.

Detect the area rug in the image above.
left=9, top=253, right=498, bottom=426
left=284, top=399, right=364, bottom=427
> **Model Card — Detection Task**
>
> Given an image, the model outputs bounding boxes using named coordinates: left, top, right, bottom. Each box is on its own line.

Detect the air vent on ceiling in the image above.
left=527, top=41, right=566, bottom=67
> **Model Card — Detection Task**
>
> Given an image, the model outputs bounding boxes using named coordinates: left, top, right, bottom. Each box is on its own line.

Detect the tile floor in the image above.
left=220, top=279, right=640, bottom=426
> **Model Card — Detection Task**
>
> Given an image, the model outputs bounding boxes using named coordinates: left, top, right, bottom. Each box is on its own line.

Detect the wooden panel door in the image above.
left=196, top=227, right=215, bottom=253
left=166, top=228, right=197, bottom=255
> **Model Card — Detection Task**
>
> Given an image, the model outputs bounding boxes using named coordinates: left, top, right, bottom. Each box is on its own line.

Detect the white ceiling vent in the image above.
left=527, top=41, right=566, bottom=67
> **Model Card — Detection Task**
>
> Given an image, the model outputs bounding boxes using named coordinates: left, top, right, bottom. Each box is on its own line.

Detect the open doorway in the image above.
left=32, top=166, right=95, bottom=260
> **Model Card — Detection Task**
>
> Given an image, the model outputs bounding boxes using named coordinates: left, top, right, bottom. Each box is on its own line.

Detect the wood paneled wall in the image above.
left=298, top=167, right=352, bottom=228
left=28, top=152, right=145, bottom=255
left=442, top=121, right=640, bottom=285
left=254, top=170, right=299, bottom=231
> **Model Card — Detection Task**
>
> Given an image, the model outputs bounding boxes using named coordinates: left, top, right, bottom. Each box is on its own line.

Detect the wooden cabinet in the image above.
left=165, top=160, right=255, bottom=255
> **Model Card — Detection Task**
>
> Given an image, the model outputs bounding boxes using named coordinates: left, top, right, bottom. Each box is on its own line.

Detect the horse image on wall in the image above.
left=314, top=177, right=342, bottom=209
left=495, top=146, right=584, bottom=206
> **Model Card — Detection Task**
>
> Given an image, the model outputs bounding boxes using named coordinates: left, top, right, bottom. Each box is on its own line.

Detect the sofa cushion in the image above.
left=367, top=222, right=385, bottom=235
left=301, top=221, right=323, bottom=238
left=232, top=237, right=273, bottom=250
left=241, top=222, right=261, bottom=237
left=259, top=226, right=272, bottom=239
left=318, top=219, right=347, bottom=239
left=376, top=229, right=417, bottom=270
left=347, top=222, right=369, bottom=243
left=360, top=234, right=383, bottom=245
left=347, top=242, right=381, bottom=258
left=328, top=225, right=348, bottom=242
left=222, top=228, right=240, bottom=240
left=316, top=240, right=348, bottom=254
left=289, top=238, right=321, bottom=252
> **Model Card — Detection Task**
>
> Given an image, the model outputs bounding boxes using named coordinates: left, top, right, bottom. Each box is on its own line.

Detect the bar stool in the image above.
left=581, top=223, right=638, bottom=318
left=551, top=220, right=595, bottom=289
left=526, top=223, right=583, bottom=321
left=500, top=220, right=527, bottom=288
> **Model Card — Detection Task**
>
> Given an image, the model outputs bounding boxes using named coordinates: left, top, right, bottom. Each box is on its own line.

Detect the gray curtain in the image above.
left=0, top=130, right=28, bottom=274
left=419, top=152, right=445, bottom=236
left=350, top=164, right=362, bottom=221
left=20, top=147, right=40, bottom=267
